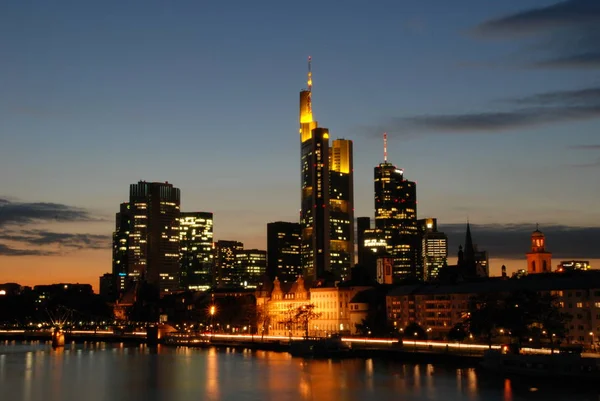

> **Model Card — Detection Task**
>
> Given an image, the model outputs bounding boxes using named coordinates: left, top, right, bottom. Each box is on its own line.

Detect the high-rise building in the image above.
left=526, top=225, right=552, bottom=274
left=99, top=273, right=114, bottom=302
left=362, top=228, right=388, bottom=280
left=123, top=181, right=181, bottom=295
left=299, top=58, right=330, bottom=282
left=267, top=222, right=302, bottom=283
left=373, top=135, right=418, bottom=281
left=418, top=218, right=448, bottom=281
left=356, top=217, right=371, bottom=267
left=112, top=202, right=131, bottom=298
left=215, top=240, right=244, bottom=287
left=329, top=138, right=354, bottom=281
left=236, top=249, right=267, bottom=289
left=179, top=212, right=214, bottom=291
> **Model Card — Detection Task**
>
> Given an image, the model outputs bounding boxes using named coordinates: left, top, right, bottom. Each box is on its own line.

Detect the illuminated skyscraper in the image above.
left=126, top=181, right=181, bottom=295
left=419, top=218, right=448, bottom=281
left=179, top=212, right=214, bottom=291
left=356, top=217, right=371, bottom=267
left=112, top=202, right=131, bottom=299
left=299, top=57, right=330, bottom=281
left=236, top=249, right=267, bottom=289
left=373, top=135, right=418, bottom=280
left=329, top=138, right=354, bottom=281
left=267, top=222, right=302, bottom=283
left=215, top=240, right=244, bottom=287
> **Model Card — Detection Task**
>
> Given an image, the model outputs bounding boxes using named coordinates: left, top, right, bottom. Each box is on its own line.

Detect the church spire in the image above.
left=464, top=222, right=475, bottom=264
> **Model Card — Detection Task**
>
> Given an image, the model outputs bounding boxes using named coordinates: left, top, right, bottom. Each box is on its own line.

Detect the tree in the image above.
left=467, top=293, right=503, bottom=347
left=404, top=322, right=427, bottom=340
left=294, top=304, right=321, bottom=339
left=447, top=323, right=468, bottom=342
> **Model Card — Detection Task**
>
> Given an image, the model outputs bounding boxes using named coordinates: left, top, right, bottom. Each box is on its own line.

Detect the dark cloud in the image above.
left=376, top=86, right=600, bottom=135
left=472, top=0, right=600, bottom=37
left=532, top=52, right=600, bottom=69
left=399, top=105, right=600, bottom=133
left=566, top=158, right=600, bottom=168
left=0, top=198, right=103, bottom=227
left=471, top=0, right=600, bottom=70
left=0, top=229, right=111, bottom=251
left=0, top=243, right=54, bottom=257
left=569, top=144, right=600, bottom=150
left=441, top=223, right=600, bottom=260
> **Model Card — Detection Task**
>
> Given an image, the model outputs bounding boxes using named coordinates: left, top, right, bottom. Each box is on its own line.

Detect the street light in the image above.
left=589, top=332, right=595, bottom=352
left=209, top=305, right=216, bottom=340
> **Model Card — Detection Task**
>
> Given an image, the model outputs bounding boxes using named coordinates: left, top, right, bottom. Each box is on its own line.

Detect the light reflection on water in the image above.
left=0, top=341, right=597, bottom=401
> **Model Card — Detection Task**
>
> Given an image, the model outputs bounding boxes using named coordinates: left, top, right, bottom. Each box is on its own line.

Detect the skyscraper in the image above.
left=373, top=135, right=418, bottom=281
left=126, top=181, right=181, bottom=295
left=329, top=138, right=354, bottom=281
left=179, top=212, right=214, bottom=291
left=112, top=202, right=131, bottom=299
left=267, top=222, right=302, bottom=283
left=236, top=249, right=267, bottom=289
left=299, top=58, right=330, bottom=282
left=356, top=217, right=371, bottom=267
left=420, top=218, right=448, bottom=281
left=215, top=240, right=244, bottom=287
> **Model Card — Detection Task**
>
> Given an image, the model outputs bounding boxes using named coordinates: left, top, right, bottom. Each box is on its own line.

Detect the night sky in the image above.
left=1, top=0, right=599, bottom=290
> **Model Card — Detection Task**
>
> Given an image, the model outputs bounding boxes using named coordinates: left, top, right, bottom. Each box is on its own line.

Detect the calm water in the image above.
left=0, top=342, right=597, bottom=401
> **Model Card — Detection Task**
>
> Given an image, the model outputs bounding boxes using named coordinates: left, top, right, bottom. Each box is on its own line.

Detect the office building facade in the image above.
left=236, top=249, right=267, bottom=289
left=267, top=222, right=302, bottom=283
left=179, top=212, right=214, bottom=291
left=215, top=240, right=244, bottom=287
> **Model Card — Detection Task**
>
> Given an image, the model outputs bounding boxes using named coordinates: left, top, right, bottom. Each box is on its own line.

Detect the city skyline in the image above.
left=1, top=0, right=600, bottom=289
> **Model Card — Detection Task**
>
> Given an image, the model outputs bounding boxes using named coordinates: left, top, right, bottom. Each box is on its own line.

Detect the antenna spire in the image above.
left=307, top=56, right=312, bottom=91
left=383, top=132, right=387, bottom=162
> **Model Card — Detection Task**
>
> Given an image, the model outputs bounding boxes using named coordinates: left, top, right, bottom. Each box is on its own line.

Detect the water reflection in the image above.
left=0, top=342, right=599, bottom=401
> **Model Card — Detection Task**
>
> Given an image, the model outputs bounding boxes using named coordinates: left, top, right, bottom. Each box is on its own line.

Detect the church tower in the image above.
left=526, top=225, right=552, bottom=274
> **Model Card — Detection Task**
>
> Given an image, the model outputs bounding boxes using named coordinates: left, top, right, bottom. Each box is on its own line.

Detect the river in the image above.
left=0, top=341, right=597, bottom=401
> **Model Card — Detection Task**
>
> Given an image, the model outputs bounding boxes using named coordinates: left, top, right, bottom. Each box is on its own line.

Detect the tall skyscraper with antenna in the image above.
left=300, top=57, right=330, bottom=281
left=373, top=134, right=418, bottom=280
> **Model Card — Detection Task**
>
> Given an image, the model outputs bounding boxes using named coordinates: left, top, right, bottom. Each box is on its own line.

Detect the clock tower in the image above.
left=526, top=225, right=552, bottom=274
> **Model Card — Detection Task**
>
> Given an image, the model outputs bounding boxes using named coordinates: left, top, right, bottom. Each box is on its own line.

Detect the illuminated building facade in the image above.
left=526, top=226, right=552, bottom=274
left=374, top=155, right=418, bottom=280
left=329, top=139, right=354, bottom=281
left=362, top=228, right=388, bottom=280
left=418, top=218, right=448, bottom=281
left=179, top=212, right=214, bottom=291
left=215, top=240, right=244, bottom=288
left=112, top=202, right=131, bottom=299
left=236, top=249, right=267, bottom=289
left=299, top=59, right=330, bottom=281
left=558, top=260, right=591, bottom=272
left=267, top=222, right=302, bottom=283
left=126, top=181, right=181, bottom=295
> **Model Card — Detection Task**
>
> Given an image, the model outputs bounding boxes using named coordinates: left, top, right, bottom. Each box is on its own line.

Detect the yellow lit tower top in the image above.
left=299, top=56, right=318, bottom=142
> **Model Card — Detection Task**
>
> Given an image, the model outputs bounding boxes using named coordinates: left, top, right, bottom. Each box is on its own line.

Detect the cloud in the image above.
left=0, top=198, right=103, bottom=227
left=0, top=243, right=54, bottom=257
left=569, top=144, right=600, bottom=150
left=471, top=0, right=600, bottom=70
left=0, top=230, right=111, bottom=251
left=373, top=86, right=600, bottom=136
left=440, top=223, right=600, bottom=260
left=472, top=0, right=600, bottom=37
left=566, top=158, right=600, bottom=168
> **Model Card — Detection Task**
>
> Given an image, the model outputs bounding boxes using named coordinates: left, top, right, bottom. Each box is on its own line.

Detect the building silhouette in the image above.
left=215, top=240, right=244, bottom=287
left=329, top=138, right=354, bottom=281
left=179, top=212, right=214, bottom=291
left=356, top=217, right=371, bottom=267
left=526, top=225, right=552, bottom=274
left=267, top=222, right=302, bottom=283
left=113, top=181, right=181, bottom=296
left=236, top=249, right=267, bottom=289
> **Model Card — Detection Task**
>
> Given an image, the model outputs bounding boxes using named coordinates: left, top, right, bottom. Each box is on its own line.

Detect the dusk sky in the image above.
left=1, top=0, right=599, bottom=290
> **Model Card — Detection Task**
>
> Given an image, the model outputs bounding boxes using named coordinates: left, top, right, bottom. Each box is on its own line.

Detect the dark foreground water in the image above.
left=0, top=342, right=598, bottom=401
